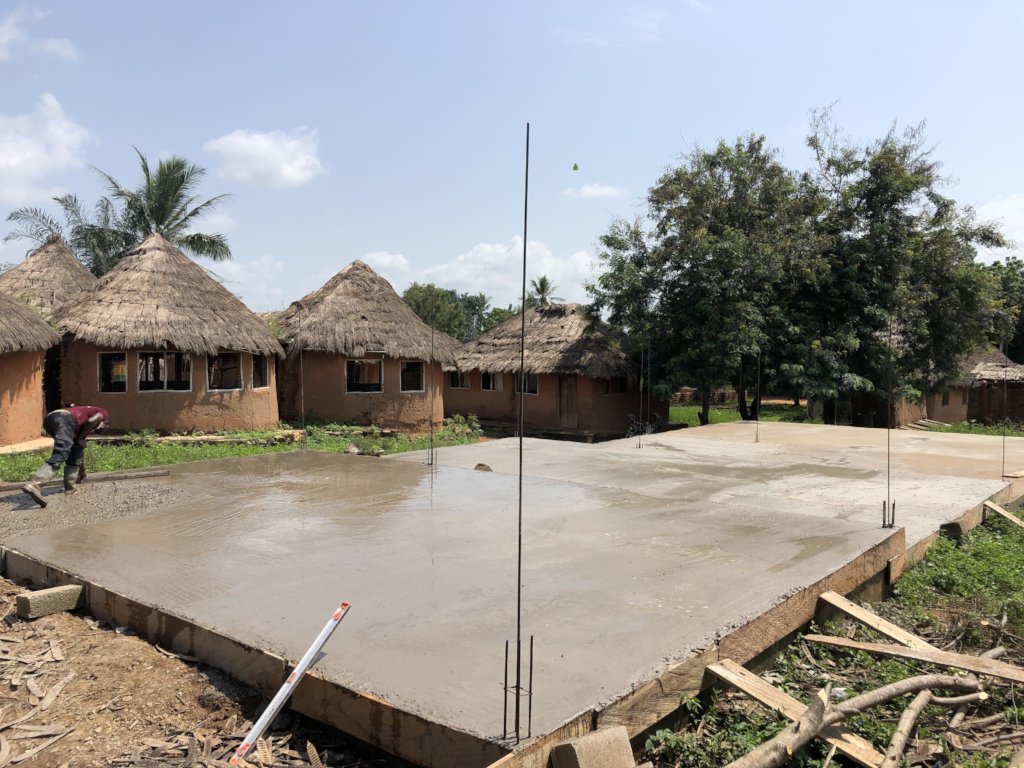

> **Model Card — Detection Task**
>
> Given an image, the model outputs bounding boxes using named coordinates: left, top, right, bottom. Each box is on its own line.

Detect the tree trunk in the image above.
left=752, top=367, right=761, bottom=420
left=738, top=361, right=750, bottom=421
left=699, top=390, right=711, bottom=425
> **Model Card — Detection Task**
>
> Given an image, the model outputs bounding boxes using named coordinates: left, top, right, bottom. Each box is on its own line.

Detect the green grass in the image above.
left=0, top=416, right=483, bottom=482
left=643, top=515, right=1024, bottom=767
left=669, top=403, right=811, bottom=426
left=929, top=420, right=1024, bottom=438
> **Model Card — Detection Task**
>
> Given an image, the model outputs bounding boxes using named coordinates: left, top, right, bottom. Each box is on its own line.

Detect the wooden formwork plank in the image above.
left=484, top=711, right=594, bottom=768
left=805, top=635, right=1024, bottom=684
left=818, top=591, right=936, bottom=651
left=720, top=530, right=905, bottom=665
left=595, top=646, right=718, bottom=736
left=983, top=500, right=1024, bottom=530
left=708, top=659, right=883, bottom=768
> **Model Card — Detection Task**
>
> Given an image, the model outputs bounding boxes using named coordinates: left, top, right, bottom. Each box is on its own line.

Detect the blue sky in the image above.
left=2, top=1, right=1022, bottom=312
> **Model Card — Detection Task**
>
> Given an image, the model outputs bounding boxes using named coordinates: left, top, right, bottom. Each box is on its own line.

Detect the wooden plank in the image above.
left=720, top=530, right=905, bottom=665
left=804, top=635, right=1024, bottom=685
left=818, top=591, right=936, bottom=651
left=485, top=711, right=594, bottom=768
left=0, top=468, right=169, bottom=493
left=983, top=500, right=1024, bottom=530
left=708, top=659, right=883, bottom=768
left=596, top=647, right=718, bottom=736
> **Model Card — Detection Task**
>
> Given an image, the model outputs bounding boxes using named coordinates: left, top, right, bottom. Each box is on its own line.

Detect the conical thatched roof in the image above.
left=0, top=236, right=97, bottom=321
left=276, top=260, right=457, bottom=364
left=964, top=347, right=1024, bottom=383
left=53, top=234, right=283, bottom=357
left=457, top=303, right=637, bottom=380
left=0, top=293, right=59, bottom=355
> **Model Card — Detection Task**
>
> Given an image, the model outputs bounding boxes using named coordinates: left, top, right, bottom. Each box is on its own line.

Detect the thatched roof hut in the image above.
left=965, top=347, right=1024, bottom=383
left=0, top=293, right=59, bottom=355
left=276, top=260, right=457, bottom=365
left=0, top=236, right=97, bottom=321
left=457, top=303, right=636, bottom=380
left=53, top=233, right=283, bottom=357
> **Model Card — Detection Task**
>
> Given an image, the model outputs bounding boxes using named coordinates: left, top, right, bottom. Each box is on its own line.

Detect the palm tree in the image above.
left=4, top=148, right=230, bottom=275
left=527, top=275, right=565, bottom=307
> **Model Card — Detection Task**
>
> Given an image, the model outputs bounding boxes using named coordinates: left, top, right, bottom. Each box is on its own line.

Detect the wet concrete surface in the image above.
left=2, top=424, right=1018, bottom=744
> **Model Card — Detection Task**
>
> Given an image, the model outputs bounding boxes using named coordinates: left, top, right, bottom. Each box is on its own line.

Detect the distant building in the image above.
left=54, top=234, right=284, bottom=433
left=274, top=261, right=458, bottom=430
left=446, top=303, right=666, bottom=438
left=0, top=293, right=58, bottom=446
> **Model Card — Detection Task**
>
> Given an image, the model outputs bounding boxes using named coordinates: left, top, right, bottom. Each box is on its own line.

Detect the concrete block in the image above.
left=551, top=725, right=637, bottom=768
left=16, top=584, right=84, bottom=619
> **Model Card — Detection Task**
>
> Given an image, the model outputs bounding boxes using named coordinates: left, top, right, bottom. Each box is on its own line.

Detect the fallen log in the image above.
left=881, top=689, right=930, bottom=768
left=0, top=469, right=170, bottom=494
left=725, top=687, right=830, bottom=768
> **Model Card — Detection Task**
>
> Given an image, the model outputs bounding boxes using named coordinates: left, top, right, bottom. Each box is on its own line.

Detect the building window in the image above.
left=138, top=351, right=191, bottom=392
left=941, top=391, right=950, bottom=406
left=449, top=371, right=470, bottom=389
left=962, top=388, right=968, bottom=405
left=605, top=376, right=627, bottom=395
left=99, top=352, right=128, bottom=393
left=481, top=371, right=502, bottom=392
left=208, top=352, right=242, bottom=391
left=347, top=359, right=383, bottom=393
left=252, top=354, right=269, bottom=389
left=400, top=360, right=424, bottom=392
left=515, top=372, right=539, bottom=395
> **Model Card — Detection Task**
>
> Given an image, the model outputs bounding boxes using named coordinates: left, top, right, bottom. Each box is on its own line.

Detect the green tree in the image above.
left=526, top=275, right=564, bottom=307
left=802, top=113, right=1005, bottom=422
left=482, top=304, right=517, bottom=332
left=402, top=283, right=469, bottom=340
left=986, top=257, right=1024, bottom=359
left=4, top=149, right=230, bottom=275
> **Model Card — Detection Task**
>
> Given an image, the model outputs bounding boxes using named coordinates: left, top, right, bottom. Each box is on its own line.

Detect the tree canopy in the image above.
left=588, top=117, right=1008, bottom=425
left=401, top=283, right=513, bottom=341
left=4, top=149, right=230, bottom=275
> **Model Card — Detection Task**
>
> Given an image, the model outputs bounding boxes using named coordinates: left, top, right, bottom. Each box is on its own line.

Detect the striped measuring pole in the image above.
left=230, top=601, right=351, bottom=764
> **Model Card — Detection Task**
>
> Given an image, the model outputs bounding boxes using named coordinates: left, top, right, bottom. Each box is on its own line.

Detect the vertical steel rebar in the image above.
left=514, top=121, right=530, bottom=743
left=503, top=639, right=509, bottom=738
left=528, top=634, right=534, bottom=738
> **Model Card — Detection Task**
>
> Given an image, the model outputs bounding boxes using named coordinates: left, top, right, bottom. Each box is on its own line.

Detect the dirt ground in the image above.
left=0, top=480, right=411, bottom=767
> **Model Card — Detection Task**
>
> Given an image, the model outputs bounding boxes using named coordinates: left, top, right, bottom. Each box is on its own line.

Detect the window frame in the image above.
left=98, top=352, right=128, bottom=394
left=449, top=370, right=470, bottom=389
left=481, top=371, right=503, bottom=392
left=207, top=352, right=243, bottom=392
left=138, top=351, right=192, bottom=393
left=941, top=391, right=950, bottom=407
left=346, top=358, right=384, bottom=394
left=514, top=372, right=539, bottom=395
left=251, top=354, right=270, bottom=390
left=400, top=360, right=425, bottom=393
left=605, top=376, right=627, bottom=395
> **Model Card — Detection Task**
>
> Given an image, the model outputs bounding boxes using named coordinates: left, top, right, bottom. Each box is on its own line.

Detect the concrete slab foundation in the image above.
left=1, top=422, right=1021, bottom=767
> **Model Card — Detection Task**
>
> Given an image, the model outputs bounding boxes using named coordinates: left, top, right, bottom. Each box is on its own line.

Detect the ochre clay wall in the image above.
left=442, top=370, right=556, bottom=427
left=61, top=342, right=279, bottom=433
left=0, top=350, right=46, bottom=446
left=277, top=352, right=444, bottom=429
left=924, top=388, right=969, bottom=424
left=444, top=371, right=670, bottom=435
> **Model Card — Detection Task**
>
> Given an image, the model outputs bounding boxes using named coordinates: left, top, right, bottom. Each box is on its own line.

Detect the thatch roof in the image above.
left=456, top=303, right=637, bottom=380
left=276, top=260, right=458, bottom=364
left=0, top=293, right=59, bottom=355
left=0, top=236, right=97, bottom=321
left=53, top=234, right=284, bottom=357
left=965, top=347, right=1024, bottom=383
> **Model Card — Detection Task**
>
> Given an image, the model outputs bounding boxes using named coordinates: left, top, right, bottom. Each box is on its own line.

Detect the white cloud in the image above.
left=0, top=9, right=78, bottom=62
left=402, top=236, right=595, bottom=308
left=210, top=253, right=288, bottom=309
left=361, top=251, right=410, bottom=273
left=204, top=127, right=324, bottom=188
left=977, top=194, right=1024, bottom=263
left=0, top=92, right=93, bottom=204
left=200, top=211, right=239, bottom=233
left=561, top=183, right=628, bottom=199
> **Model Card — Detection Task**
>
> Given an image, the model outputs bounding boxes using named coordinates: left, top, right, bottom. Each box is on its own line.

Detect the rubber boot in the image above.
left=63, top=465, right=79, bottom=495
left=22, top=464, right=55, bottom=508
